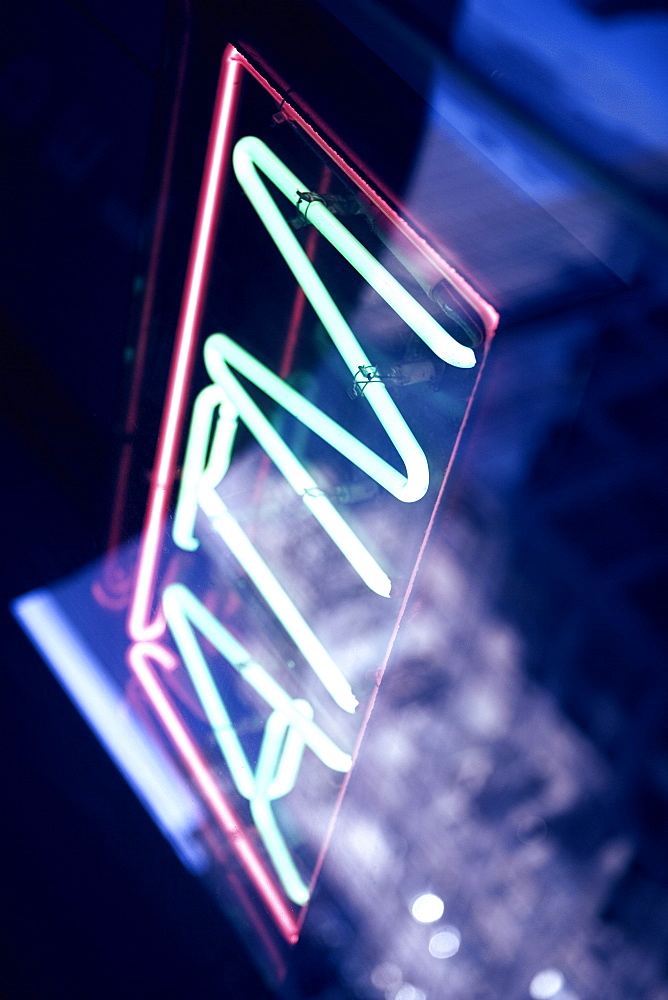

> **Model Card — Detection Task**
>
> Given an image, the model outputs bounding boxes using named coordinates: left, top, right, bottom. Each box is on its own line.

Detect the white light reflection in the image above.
left=411, top=892, right=445, bottom=923
left=429, top=925, right=461, bottom=959
left=370, top=962, right=402, bottom=991
left=394, top=985, right=426, bottom=1000
left=12, top=590, right=206, bottom=872
left=530, top=968, right=565, bottom=999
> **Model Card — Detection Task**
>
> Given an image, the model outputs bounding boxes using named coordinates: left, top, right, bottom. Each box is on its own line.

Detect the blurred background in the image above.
left=1, top=0, right=667, bottom=997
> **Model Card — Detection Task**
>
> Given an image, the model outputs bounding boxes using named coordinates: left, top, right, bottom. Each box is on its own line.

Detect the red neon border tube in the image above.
left=124, top=41, right=500, bottom=940
left=127, top=641, right=299, bottom=943
left=128, top=50, right=244, bottom=642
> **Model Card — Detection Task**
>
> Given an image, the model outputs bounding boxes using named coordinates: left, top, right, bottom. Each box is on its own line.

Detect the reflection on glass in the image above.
left=429, top=926, right=461, bottom=959
left=410, top=893, right=445, bottom=923
left=371, top=962, right=403, bottom=991
left=530, top=968, right=565, bottom=999
left=394, top=985, right=426, bottom=1000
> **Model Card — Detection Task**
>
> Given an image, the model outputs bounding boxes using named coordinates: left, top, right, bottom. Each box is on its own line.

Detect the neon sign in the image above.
left=121, top=42, right=498, bottom=938
left=16, top=42, right=498, bottom=957
left=149, top=120, right=482, bottom=905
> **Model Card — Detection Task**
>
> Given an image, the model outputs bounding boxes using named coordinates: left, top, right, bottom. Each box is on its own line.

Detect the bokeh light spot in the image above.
left=410, top=892, right=444, bottom=923
left=371, top=963, right=402, bottom=990
left=529, top=968, right=565, bottom=999
left=394, top=985, right=426, bottom=1000
left=429, top=925, right=461, bottom=959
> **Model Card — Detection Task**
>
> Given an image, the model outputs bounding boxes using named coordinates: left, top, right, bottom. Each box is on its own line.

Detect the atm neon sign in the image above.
left=121, top=46, right=497, bottom=943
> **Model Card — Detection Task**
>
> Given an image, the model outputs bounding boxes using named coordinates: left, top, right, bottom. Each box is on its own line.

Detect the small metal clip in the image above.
left=271, top=90, right=293, bottom=126
left=349, top=365, right=383, bottom=398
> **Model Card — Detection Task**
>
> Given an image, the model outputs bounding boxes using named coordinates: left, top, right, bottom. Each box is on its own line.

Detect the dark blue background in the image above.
left=2, top=1, right=667, bottom=997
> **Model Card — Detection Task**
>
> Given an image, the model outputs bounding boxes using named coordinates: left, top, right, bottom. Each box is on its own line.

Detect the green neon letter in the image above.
left=172, top=380, right=360, bottom=712
left=232, top=135, right=476, bottom=372
left=163, top=582, right=353, bottom=904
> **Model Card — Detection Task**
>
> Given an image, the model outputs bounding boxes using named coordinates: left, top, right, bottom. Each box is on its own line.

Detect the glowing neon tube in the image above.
left=198, top=339, right=392, bottom=598
left=127, top=53, right=245, bottom=643
left=172, top=381, right=360, bottom=712
left=163, top=583, right=352, bottom=903
left=163, top=583, right=352, bottom=774
left=229, top=46, right=499, bottom=341
left=203, top=336, right=393, bottom=598
left=263, top=701, right=312, bottom=800
left=232, top=135, right=476, bottom=371
left=172, top=383, right=237, bottom=554
left=126, top=640, right=300, bottom=940
left=250, top=704, right=313, bottom=905
left=205, top=334, right=427, bottom=503
left=200, top=490, right=360, bottom=713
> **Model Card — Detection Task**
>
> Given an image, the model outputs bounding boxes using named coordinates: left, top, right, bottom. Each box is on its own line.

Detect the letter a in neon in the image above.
left=163, top=583, right=352, bottom=903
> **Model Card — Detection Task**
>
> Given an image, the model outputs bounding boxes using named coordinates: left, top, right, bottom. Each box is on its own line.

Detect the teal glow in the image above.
left=249, top=702, right=312, bottom=905
left=172, top=381, right=359, bottom=713
left=205, top=334, right=426, bottom=504
left=163, top=583, right=352, bottom=771
left=232, top=136, right=476, bottom=373
left=163, top=583, right=353, bottom=904
left=172, top=383, right=237, bottom=552
left=175, top=137, right=479, bottom=606
left=199, top=492, right=359, bottom=713
left=232, top=135, right=437, bottom=512
left=204, top=334, right=393, bottom=598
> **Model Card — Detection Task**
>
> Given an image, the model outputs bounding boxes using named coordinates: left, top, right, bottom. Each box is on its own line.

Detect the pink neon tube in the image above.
left=128, top=51, right=244, bottom=641
left=127, top=641, right=299, bottom=943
